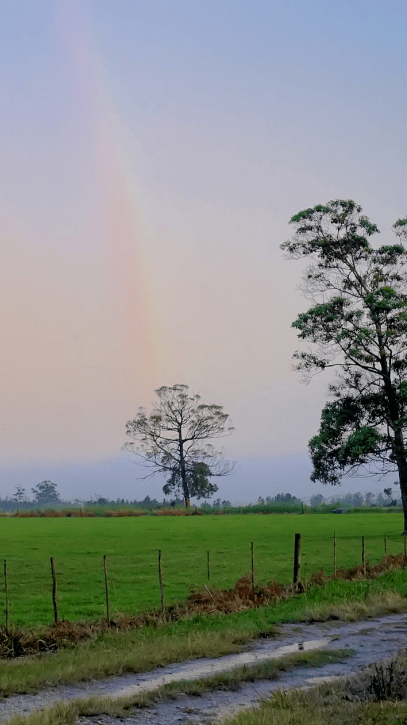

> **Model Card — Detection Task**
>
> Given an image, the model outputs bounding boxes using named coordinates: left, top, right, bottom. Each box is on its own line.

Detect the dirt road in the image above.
left=1, top=611, right=407, bottom=724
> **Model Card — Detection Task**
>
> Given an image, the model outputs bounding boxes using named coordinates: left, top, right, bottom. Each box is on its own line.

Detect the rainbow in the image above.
left=54, top=0, right=163, bottom=403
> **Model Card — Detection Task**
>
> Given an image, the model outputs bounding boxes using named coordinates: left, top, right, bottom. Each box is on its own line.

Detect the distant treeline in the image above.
left=0, top=494, right=185, bottom=512
left=0, top=488, right=402, bottom=515
left=307, top=490, right=401, bottom=509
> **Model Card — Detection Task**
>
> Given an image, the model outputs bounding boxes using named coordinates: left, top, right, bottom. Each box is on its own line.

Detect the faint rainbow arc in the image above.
left=54, top=0, right=164, bottom=399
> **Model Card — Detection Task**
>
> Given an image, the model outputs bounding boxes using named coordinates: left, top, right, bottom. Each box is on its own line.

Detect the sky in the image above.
left=1, top=0, right=406, bottom=502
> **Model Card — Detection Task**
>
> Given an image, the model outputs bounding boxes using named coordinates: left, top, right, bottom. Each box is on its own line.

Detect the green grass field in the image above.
left=2, top=512, right=405, bottom=626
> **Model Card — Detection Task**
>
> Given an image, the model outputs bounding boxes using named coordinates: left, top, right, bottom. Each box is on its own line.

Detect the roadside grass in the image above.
left=220, top=692, right=407, bottom=725
left=4, top=649, right=354, bottom=725
left=0, top=625, right=249, bottom=695
left=220, top=651, right=407, bottom=725
left=0, top=569, right=406, bottom=695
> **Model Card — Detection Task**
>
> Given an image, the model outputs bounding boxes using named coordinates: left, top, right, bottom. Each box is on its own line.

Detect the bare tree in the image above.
left=12, top=485, right=26, bottom=503
left=124, top=384, right=234, bottom=508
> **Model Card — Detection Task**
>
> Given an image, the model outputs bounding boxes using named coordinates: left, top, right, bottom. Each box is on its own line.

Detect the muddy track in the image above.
left=2, top=612, right=407, bottom=724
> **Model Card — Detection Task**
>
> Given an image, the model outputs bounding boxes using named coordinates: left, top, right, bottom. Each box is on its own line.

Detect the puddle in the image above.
left=2, top=612, right=407, bottom=724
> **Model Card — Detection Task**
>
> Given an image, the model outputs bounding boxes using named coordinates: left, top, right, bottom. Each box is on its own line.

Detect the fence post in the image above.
left=384, top=534, right=387, bottom=558
left=293, top=533, right=301, bottom=586
left=362, top=536, right=366, bottom=576
left=103, top=555, right=110, bottom=625
left=158, top=550, right=165, bottom=611
left=207, top=551, right=210, bottom=582
left=333, top=533, right=337, bottom=578
left=251, top=541, right=254, bottom=591
left=3, top=560, right=9, bottom=632
left=50, top=557, right=59, bottom=625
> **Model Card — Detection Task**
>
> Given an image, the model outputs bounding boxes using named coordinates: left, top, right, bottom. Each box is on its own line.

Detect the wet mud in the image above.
left=2, top=611, right=407, bottom=724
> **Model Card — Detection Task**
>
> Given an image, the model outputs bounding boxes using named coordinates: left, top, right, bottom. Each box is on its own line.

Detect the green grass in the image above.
left=1, top=513, right=405, bottom=626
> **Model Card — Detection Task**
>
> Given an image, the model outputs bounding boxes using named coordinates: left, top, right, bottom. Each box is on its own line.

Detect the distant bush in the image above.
left=221, top=502, right=303, bottom=515
left=155, top=508, right=187, bottom=516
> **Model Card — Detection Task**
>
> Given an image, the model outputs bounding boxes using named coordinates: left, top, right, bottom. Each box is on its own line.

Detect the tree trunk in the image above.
left=394, top=430, right=407, bottom=534
left=381, top=364, right=407, bottom=533
left=397, top=460, right=407, bottom=535
left=178, top=435, right=190, bottom=508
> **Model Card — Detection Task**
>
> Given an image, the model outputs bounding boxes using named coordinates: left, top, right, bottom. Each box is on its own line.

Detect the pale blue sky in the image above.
left=1, top=1, right=406, bottom=501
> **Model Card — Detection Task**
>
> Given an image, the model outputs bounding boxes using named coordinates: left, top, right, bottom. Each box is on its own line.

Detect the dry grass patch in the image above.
left=220, top=650, right=407, bottom=725
left=306, top=589, right=406, bottom=622
left=221, top=692, right=407, bottom=725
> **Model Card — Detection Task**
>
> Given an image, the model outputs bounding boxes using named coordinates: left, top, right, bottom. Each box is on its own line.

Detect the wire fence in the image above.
left=2, top=531, right=406, bottom=628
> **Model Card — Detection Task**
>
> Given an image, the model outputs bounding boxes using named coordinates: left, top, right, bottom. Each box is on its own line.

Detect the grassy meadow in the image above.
left=1, top=512, right=406, bottom=627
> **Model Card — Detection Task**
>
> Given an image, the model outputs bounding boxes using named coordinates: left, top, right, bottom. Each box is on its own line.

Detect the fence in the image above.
left=3, top=532, right=407, bottom=629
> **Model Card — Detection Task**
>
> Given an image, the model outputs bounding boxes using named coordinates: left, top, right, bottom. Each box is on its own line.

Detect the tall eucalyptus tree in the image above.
left=281, top=200, right=407, bottom=531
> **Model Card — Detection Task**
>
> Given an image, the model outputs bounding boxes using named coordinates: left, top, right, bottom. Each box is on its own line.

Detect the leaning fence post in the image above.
left=333, top=533, right=337, bottom=578
left=293, top=533, right=301, bottom=586
left=103, top=555, right=110, bottom=625
left=251, top=541, right=254, bottom=591
left=362, top=536, right=366, bottom=576
left=3, top=560, right=9, bottom=632
left=158, top=550, right=165, bottom=612
left=207, top=550, right=210, bottom=582
left=50, top=557, right=59, bottom=625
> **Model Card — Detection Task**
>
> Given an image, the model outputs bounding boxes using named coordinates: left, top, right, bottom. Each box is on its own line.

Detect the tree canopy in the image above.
left=124, top=384, right=234, bottom=508
left=31, top=481, right=60, bottom=505
left=281, top=199, right=407, bottom=531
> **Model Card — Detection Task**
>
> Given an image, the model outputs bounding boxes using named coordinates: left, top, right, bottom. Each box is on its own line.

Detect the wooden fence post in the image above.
left=333, top=533, right=337, bottom=578
left=103, top=555, right=110, bottom=625
left=50, top=557, right=59, bottom=625
left=158, top=550, right=165, bottom=612
left=362, top=536, right=366, bottom=576
left=207, top=551, right=210, bottom=582
left=251, top=541, right=254, bottom=591
left=293, top=534, right=301, bottom=585
left=3, top=560, right=9, bottom=632
left=384, top=534, right=387, bottom=558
